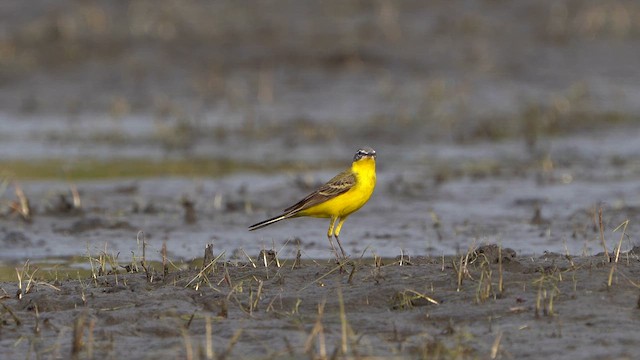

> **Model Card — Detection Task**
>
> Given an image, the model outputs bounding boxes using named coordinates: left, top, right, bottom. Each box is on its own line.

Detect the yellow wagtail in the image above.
left=249, top=147, right=377, bottom=258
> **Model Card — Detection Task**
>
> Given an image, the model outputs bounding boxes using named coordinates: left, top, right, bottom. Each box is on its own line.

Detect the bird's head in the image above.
left=353, top=147, right=376, bottom=162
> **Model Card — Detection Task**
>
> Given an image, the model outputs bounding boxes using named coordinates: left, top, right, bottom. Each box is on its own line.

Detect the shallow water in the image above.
left=2, top=126, right=640, bottom=266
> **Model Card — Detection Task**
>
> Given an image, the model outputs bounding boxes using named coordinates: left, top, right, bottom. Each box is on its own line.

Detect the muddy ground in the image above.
left=1, top=248, right=640, bottom=359
left=3, top=0, right=640, bottom=359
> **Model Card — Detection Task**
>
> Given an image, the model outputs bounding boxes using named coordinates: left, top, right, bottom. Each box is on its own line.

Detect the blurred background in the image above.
left=3, top=0, right=640, bottom=162
left=2, top=0, right=640, bottom=262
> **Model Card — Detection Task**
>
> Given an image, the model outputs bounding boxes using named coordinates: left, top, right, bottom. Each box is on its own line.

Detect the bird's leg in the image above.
left=327, top=235, right=339, bottom=260
left=334, top=235, right=347, bottom=259
left=327, top=217, right=339, bottom=259
left=333, top=217, right=348, bottom=259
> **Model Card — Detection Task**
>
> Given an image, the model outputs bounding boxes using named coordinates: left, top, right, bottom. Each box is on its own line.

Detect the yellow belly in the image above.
left=298, top=158, right=376, bottom=219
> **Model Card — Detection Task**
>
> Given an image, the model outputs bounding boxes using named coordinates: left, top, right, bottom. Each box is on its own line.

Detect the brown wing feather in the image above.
left=283, top=170, right=356, bottom=214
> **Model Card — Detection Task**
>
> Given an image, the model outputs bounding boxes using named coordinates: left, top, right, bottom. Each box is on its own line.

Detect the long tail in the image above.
left=248, top=213, right=293, bottom=231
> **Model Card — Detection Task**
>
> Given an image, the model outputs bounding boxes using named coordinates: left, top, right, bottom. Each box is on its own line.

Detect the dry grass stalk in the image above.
left=337, top=288, right=348, bottom=355
left=293, top=249, right=302, bottom=269
left=162, top=241, right=169, bottom=278
left=454, top=249, right=473, bottom=292
left=490, top=331, right=503, bottom=359
left=498, top=245, right=504, bottom=294
left=202, top=243, right=215, bottom=270
left=534, top=271, right=560, bottom=317
left=607, top=264, right=616, bottom=288
left=71, top=313, right=86, bottom=358
left=598, top=206, right=610, bottom=260
left=16, top=260, right=40, bottom=299
left=34, top=304, right=40, bottom=334
left=304, top=300, right=327, bottom=358
left=11, top=183, right=32, bottom=222
left=138, top=231, right=153, bottom=282
left=347, top=263, right=357, bottom=284
left=399, top=248, right=408, bottom=266
left=612, top=219, right=629, bottom=263
left=205, top=315, right=214, bottom=359
left=87, top=317, right=95, bottom=359
left=186, top=251, right=225, bottom=289
left=240, top=249, right=257, bottom=268
left=250, top=280, right=264, bottom=314
left=475, top=256, right=493, bottom=303
left=70, top=183, right=81, bottom=208
left=181, top=328, right=194, bottom=360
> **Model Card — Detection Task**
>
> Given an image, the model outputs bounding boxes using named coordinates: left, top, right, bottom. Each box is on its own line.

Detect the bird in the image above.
left=249, top=147, right=377, bottom=259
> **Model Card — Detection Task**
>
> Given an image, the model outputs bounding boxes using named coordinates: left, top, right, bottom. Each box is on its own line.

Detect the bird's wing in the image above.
left=283, top=170, right=356, bottom=214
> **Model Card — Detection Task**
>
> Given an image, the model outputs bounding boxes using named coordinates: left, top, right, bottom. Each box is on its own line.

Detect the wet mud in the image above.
left=3, top=0, right=640, bottom=358
left=2, top=250, right=640, bottom=359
